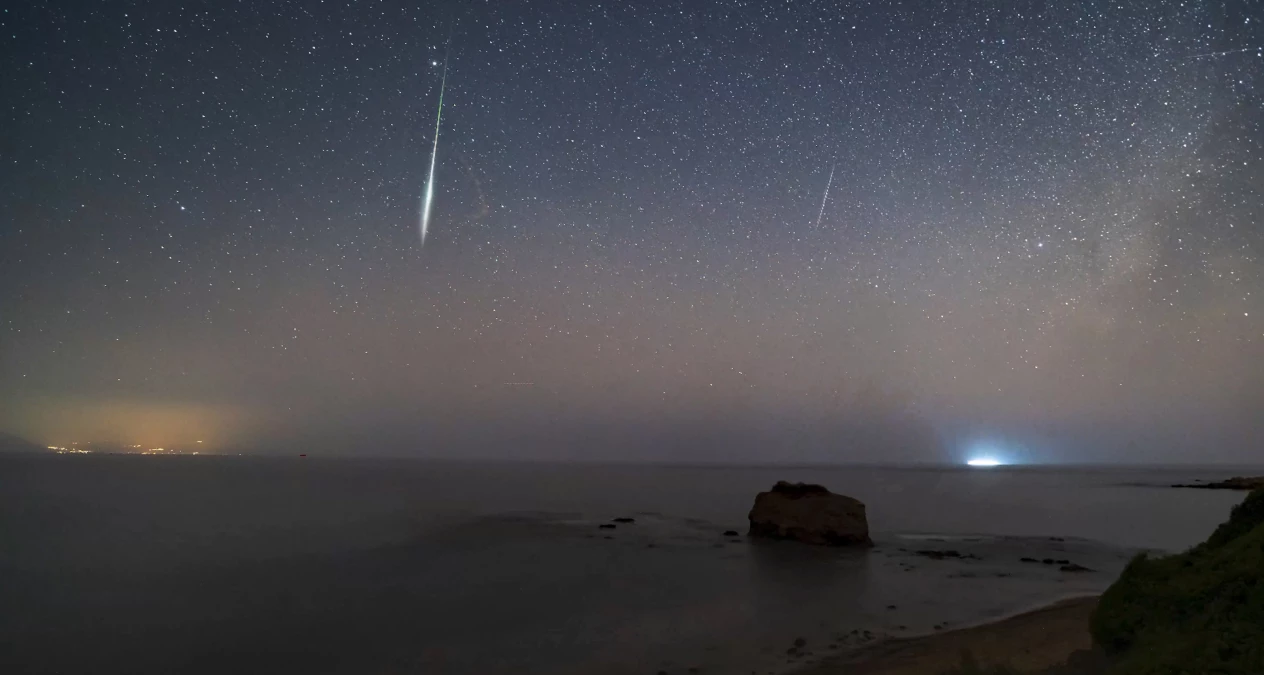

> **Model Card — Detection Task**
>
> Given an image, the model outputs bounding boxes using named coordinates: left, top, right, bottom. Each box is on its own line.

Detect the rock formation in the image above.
left=1171, top=476, right=1264, bottom=490
left=747, top=481, right=871, bottom=546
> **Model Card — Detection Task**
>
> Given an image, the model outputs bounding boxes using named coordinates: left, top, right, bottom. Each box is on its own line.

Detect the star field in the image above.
left=2, top=0, right=1262, bottom=462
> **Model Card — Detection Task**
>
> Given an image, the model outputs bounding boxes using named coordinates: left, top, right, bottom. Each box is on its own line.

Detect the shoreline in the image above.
left=792, top=596, right=1101, bottom=675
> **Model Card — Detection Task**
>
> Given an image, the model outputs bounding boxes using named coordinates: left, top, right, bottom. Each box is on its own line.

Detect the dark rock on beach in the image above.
left=612, top=517, right=635, bottom=523
left=598, top=523, right=616, bottom=529
left=747, top=481, right=871, bottom=546
left=1021, top=556, right=1084, bottom=569
left=722, top=530, right=739, bottom=537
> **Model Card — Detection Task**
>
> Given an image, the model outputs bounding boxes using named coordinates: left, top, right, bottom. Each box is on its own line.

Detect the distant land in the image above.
left=0, top=432, right=45, bottom=454
left=0, top=432, right=206, bottom=456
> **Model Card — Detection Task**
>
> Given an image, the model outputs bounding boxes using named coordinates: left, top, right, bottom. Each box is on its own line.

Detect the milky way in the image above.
left=1, top=1, right=1261, bottom=462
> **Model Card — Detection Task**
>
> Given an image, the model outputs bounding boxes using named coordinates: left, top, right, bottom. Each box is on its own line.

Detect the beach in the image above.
left=795, top=596, right=1101, bottom=674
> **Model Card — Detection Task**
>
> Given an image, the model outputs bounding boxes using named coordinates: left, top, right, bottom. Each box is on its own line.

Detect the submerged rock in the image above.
left=914, top=549, right=978, bottom=560
left=612, top=517, right=635, bottom=524
left=747, top=481, right=871, bottom=546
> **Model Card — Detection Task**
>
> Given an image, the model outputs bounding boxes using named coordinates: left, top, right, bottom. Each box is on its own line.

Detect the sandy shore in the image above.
left=793, top=596, right=1100, bottom=675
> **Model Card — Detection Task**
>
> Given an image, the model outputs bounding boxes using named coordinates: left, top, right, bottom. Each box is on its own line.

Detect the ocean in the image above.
left=0, top=455, right=1251, bottom=675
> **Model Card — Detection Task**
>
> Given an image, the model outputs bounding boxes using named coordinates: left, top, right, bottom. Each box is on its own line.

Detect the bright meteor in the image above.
left=419, top=54, right=449, bottom=247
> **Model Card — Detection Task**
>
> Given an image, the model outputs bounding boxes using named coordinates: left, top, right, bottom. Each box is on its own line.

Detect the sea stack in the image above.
left=747, top=481, right=872, bottom=546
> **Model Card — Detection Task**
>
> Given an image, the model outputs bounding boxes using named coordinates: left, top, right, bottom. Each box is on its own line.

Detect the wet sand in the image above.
left=794, top=596, right=1099, bottom=675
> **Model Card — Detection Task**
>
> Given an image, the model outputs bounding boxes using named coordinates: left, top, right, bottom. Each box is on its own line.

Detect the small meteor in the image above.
left=419, top=51, right=449, bottom=247
left=1182, top=46, right=1260, bottom=61
left=813, top=163, right=835, bottom=229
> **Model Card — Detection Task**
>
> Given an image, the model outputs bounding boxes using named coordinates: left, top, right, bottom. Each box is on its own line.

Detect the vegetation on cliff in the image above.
left=1090, top=488, right=1264, bottom=674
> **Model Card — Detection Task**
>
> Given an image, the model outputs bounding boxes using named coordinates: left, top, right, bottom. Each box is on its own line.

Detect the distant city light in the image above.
left=47, top=445, right=91, bottom=454
left=967, top=457, right=1002, bottom=467
left=46, top=441, right=202, bottom=456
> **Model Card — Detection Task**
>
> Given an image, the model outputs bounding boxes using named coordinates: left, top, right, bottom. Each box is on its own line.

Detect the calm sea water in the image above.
left=0, top=456, right=1251, bottom=675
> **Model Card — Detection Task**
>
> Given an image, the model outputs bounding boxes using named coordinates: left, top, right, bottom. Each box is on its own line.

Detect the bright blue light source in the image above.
left=966, top=457, right=1002, bottom=467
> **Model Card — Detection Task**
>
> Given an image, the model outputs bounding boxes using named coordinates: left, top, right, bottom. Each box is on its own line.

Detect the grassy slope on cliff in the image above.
left=1090, top=488, right=1264, bottom=674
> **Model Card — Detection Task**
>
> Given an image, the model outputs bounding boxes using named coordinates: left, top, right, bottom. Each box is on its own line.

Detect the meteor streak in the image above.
left=1183, top=46, right=1260, bottom=60
left=813, top=163, right=835, bottom=229
left=419, top=53, right=449, bottom=247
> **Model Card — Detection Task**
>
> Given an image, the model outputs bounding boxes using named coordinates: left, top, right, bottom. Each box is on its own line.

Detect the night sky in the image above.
left=2, top=1, right=1262, bottom=463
